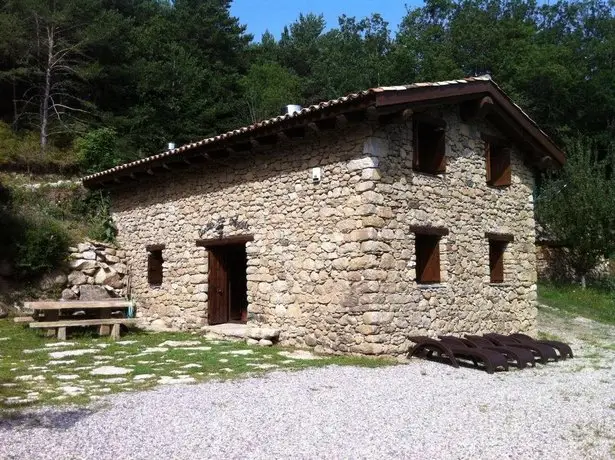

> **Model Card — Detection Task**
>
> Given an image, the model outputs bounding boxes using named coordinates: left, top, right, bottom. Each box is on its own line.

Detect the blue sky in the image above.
left=230, top=0, right=419, bottom=41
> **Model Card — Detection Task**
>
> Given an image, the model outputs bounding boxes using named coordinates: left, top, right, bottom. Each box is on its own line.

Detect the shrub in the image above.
left=13, top=215, right=71, bottom=278
left=77, top=128, right=121, bottom=174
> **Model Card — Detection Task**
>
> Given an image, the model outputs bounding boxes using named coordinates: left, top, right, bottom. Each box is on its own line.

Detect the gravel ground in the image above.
left=1, top=312, right=614, bottom=460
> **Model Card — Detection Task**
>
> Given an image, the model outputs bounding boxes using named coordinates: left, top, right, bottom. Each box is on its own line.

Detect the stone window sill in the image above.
left=417, top=283, right=448, bottom=289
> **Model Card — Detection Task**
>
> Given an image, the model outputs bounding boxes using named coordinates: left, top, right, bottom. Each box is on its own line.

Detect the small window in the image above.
left=486, top=142, right=511, bottom=187
left=415, top=234, right=441, bottom=284
left=413, top=120, right=446, bottom=174
left=147, top=247, right=164, bottom=286
left=489, top=240, right=506, bottom=283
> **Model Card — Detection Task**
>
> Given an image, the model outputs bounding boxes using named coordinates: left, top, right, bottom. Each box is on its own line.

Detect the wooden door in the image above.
left=208, top=248, right=229, bottom=325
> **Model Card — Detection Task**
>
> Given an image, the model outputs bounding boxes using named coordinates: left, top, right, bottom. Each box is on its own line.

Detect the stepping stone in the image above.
left=220, top=350, right=253, bottom=356
left=49, top=360, right=76, bottom=366
left=56, top=375, right=80, bottom=381
left=45, top=342, right=76, bottom=348
left=96, top=344, right=110, bottom=348
left=28, top=366, right=48, bottom=370
left=137, top=361, right=153, bottom=364
left=181, top=364, right=201, bottom=369
left=176, top=346, right=212, bottom=351
left=116, top=340, right=138, bottom=345
left=158, top=376, right=195, bottom=385
left=280, top=360, right=295, bottom=364
left=220, top=368, right=234, bottom=373
left=0, top=337, right=9, bottom=341
left=278, top=350, right=322, bottom=360
left=100, top=377, right=127, bottom=383
left=90, top=366, right=131, bottom=376
left=15, top=375, right=33, bottom=381
left=1, top=383, right=17, bottom=387
left=133, top=374, right=156, bottom=381
left=143, top=347, right=169, bottom=353
left=59, top=385, right=84, bottom=395
left=159, top=340, right=202, bottom=347
left=49, top=349, right=97, bottom=359
left=246, top=363, right=279, bottom=369
left=23, top=349, right=47, bottom=354
left=74, top=366, right=94, bottom=371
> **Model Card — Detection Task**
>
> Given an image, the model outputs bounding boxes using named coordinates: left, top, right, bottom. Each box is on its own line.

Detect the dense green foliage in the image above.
left=1, top=0, right=614, bottom=170
left=536, top=142, right=615, bottom=285
left=0, top=177, right=114, bottom=279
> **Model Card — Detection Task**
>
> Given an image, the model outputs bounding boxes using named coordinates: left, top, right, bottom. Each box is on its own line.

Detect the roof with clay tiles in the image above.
left=82, top=75, right=564, bottom=187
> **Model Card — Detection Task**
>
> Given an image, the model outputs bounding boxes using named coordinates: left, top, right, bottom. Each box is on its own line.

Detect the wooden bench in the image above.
left=23, top=300, right=135, bottom=340
left=29, top=318, right=136, bottom=340
left=13, top=316, right=35, bottom=323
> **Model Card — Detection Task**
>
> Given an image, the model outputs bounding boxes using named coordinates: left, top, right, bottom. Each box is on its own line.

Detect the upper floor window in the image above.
left=485, top=138, right=512, bottom=187
left=413, top=119, right=446, bottom=175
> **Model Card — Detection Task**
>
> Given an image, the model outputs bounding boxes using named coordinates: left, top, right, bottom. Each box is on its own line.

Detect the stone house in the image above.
left=82, top=76, right=565, bottom=355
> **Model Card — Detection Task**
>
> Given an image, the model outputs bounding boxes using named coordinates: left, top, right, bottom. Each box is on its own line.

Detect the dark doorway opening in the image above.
left=206, top=243, right=248, bottom=325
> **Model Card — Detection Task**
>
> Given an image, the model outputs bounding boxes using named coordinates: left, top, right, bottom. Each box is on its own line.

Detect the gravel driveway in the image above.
left=2, top=312, right=614, bottom=460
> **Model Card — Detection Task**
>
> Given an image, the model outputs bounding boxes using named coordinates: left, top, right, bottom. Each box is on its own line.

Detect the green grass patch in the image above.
left=0, top=319, right=394, bottom=415
left=538, top=283, right=615, bottom=325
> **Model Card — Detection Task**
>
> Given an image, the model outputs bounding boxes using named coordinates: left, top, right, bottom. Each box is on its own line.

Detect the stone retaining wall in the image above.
left=63, top=241, right=128, bottom=300
left=111, top=106, right=538, bottom=356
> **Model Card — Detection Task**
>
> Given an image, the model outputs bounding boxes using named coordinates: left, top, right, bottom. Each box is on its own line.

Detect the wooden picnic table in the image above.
left=18, top=300, right=136, bottom=340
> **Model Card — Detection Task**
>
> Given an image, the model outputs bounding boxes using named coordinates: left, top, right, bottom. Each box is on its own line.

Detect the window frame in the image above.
left=413, top=118, right=447, bottom=175
left=485, top=233, right=514, bottom=284
left=412, top=226, right=448, bottom=284
left=483, top=134, right=512, bottom=187
left=146, top=244, right=165, bottom=287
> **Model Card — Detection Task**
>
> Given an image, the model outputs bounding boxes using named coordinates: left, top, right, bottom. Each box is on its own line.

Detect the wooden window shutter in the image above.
left=489, top=241, right=504, bottom=283
left=435, top=129, right=446, bottom=173
left=416, top=234, right=441, bottom=284
left=487, top=144, right=512, bottom=187
left=495, top=147, right=511, bottom=186
left=412, top=121, right=420, bottom=170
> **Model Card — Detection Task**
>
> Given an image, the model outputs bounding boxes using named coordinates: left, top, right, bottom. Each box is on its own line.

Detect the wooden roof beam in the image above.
left=460, top=96, right=494, bottom=122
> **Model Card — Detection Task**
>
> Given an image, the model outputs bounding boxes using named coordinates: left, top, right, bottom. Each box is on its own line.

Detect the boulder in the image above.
left=81, top=251, right=97, bottom=261
left=247, top=327, right=280, bottom=340
left=78, top=285, right=109, bottom=301
left=149, top=319, right=171, bottom=331
left=61, top=288, right=78, bottom=300
left=39, top=270, right=68, bottom=290
left=68, top=259, right=96, bottom=271
left=77, top=243, right=92, bottom=252
left=67, top=271, right=87, bottom=285
left=0, top=302, right=8, bottom=319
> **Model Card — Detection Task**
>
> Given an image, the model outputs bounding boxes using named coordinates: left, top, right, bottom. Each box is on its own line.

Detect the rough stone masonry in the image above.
left=110, top=105, right=537, bottom=356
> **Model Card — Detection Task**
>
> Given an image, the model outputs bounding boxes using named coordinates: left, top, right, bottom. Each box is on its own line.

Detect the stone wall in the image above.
left=63, top=241, right=128, bottom=300
left=536, top=243, right=611, bottom=283
left=111, top=106, right=538, bottom=355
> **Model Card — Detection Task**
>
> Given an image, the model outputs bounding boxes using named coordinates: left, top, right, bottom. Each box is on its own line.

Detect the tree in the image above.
left=0, top=0, right=125, bottom=154
left=536, top=141, right=615, bottom=288
left=240, top=62, right=301, bottom=123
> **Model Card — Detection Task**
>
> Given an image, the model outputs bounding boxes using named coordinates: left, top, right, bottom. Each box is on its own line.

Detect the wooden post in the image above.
left=57, top=327, right=67, bottom=341
left=111, top=323, right=121, bottom=340
left=99, top=307, right=111, bottom=335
